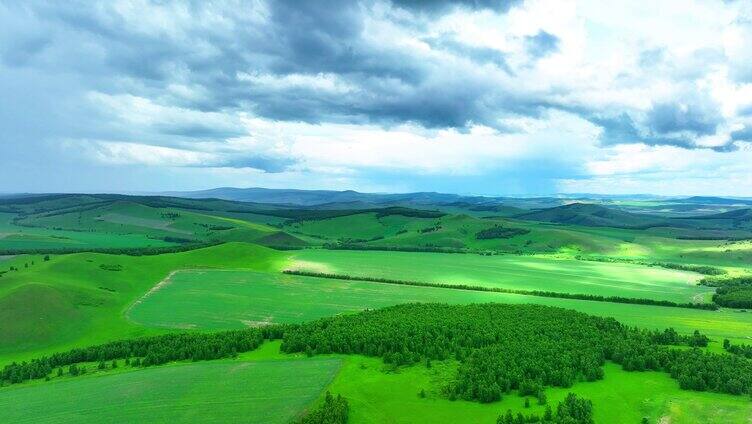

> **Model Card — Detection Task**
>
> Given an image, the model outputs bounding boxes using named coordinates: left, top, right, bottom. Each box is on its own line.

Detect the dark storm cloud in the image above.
left=591, top=113, right=698, bottom=149
left=524, top=31, right=560, bottom=59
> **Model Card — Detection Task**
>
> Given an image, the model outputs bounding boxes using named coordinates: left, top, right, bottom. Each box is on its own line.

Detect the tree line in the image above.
left=299, top=391, right=349, bottom=424
left=0, top=328, right=279, bottom=384
left=282, top=270, right=719, bottom=311
left=573, top=256, right=726, bottom=276
left=2, top=303, right=749, bottom=404
left=724, top=339, right=752, bottom=359
left=321, top=244, right=469, bottom=254
left=699, top=276, right=752, bottom=309
left=475, top=225, right=530, bottom=240
left=496, top=393, right=593, bottom=424
left=0, top=241, right=222, bottom=257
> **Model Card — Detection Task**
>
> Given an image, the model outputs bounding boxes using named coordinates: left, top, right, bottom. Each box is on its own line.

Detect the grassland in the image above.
left=0, top=212, right=177, bottom=251
left=7, top=200, right=285, bottom=248
left=0, top=359, right=342, bottom=424
left=239, top=341, right=752, bottom=424
left=127, top=269, right=752, bottom=344
left=289, top=249, right=707, bottom=303
left=3, top=193, right=752, bottom=423
left=280, top=206, right=752, bottom=270
left=0, top=243, right=285, bottom=363
left=330, top=355, right=752, bottom=424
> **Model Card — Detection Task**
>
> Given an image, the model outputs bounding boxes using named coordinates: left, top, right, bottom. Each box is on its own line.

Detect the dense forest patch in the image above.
left=475, top=225, right=530, bottom=240
left=280, top=304, right=750, bottom=401
left=700, top=276, right=752, bottom=308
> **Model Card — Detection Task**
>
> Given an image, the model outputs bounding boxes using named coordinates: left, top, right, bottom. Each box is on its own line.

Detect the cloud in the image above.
left=731, top=126, right=752, bottom=142
left=588, top=89, right=730, bottom=150
left=645, top=98, right=722, bottom=137
left=390, top=0, right=524, bottom=15
left=524, top=30, right=560, bottom=58
left=1, top=0, right=752, bottom=195
left=84, top=141, right=216, bottom=167
left=424, top=35, right=514, bottom=74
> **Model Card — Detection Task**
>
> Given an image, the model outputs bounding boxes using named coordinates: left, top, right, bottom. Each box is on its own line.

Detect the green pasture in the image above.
left=127, top=269, right=752, bottom=343
left=0, top=212, right=176, bottom=251
left=289, top=249, right=707, bottom=303
left=283, top=210, right=752, bottom=270
left=0, top=243, right=285, bottom=363
left=239, top=340, right=752, bottom=424
left=12, top=201, right=279, bottom=246
left=330, top=354, right=752, bottom=424
left=0, top=359, right=341, bottom=424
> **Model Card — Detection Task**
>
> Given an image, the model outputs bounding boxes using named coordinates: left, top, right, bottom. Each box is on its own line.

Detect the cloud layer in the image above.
left=1, top=0, right=751, bottom=195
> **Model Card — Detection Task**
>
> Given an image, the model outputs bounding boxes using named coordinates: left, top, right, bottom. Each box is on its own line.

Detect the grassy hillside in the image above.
left=515, top=203, right=670, bottom=228
left=282, top=211, right=752, bottom=270
left=516, top=203, right=752, bottom=236
left=0, top=243, right=285, bottom=362
left=2, top=192, right=752, bottom=423
left=0, top=212, right=177, bottom=251
left=0, top=359, right=341, bottom=424
left=0, top=194, right=309, bottom=252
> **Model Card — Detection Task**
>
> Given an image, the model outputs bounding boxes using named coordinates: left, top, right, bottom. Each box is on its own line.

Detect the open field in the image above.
left=331, top=355, right=752, bottom=424
left=289, top=249, right=707, bottom=303
left=238, top=341, right=752, bottom=424
left=127, top=269, right=752, bottom=343
left=0, top=243, right=285, bottom=363
left=0, top=359, right=342, bottom=424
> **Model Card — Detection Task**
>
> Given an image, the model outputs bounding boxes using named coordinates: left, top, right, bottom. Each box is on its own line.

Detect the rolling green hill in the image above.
left=0, top=195, right=309, bottom=252
left=0, top=243, right=285, bottom=362
left=2, top=191, right=752, bottom=423
left=515, top=203, right=670, bottom=229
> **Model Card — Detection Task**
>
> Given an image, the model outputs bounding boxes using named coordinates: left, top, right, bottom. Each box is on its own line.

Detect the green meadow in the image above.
left=242, top=341, right=752, bottom=424
left=0, top=359, right=341, bottom=424
left=0, top=212, right=176, bottom=251
left=325, top=351, right=752, bottom=424
left=2, top=193, right=752, bottom=423
left=0, top=243, right=285, bottom=363
left=289, top=249, right=708, bottom=302
left=127, top=269, right=752, bottom=343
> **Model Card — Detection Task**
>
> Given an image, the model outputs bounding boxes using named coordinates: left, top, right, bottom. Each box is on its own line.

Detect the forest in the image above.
left=280, top=304, right=748, bottom=400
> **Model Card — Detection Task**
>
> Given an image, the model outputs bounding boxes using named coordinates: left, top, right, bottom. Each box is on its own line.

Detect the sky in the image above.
left=1, top=0, right=752, bottom=196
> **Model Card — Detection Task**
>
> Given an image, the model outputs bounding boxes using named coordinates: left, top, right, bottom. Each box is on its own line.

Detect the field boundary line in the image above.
left=282, top=270, right=719, bottom=311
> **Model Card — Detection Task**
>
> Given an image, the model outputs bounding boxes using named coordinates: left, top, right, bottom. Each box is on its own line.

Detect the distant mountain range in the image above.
left=163, top=187, right=752, bottom=208
left=514, top=203, right=669, bottom=229
left=163, top=187, right=497, bottom=207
